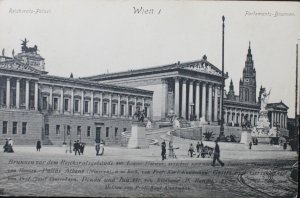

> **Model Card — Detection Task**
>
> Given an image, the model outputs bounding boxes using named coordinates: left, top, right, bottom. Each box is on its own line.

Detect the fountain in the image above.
left=251, top=89, right=279, bottom=144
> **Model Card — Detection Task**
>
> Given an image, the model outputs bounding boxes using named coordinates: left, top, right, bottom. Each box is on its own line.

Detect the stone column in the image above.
left=271, top=112, right=274, bottom=127
left=224, top=109, right=228, bottom=124
left=234, top=110, right=237, bottom=124
left=142, top=98, right=145, bottom=110
left=174, top=77, right=180, bottom=116
left=207, top=83, right=212, bottom=122
left=34, top=81, right=38, bottom=110
left=6, top=77, right=10, bottom=108
left=81, top=90, right=84, bottom=115
left=70, top=88, right=74, bottom=114
left=214, top=86, right=219, bottom=122
left=134, top=97, right=137, bottom=117
left=118, top=94, right=121, bottom=117
left=49, top=86, right=53, bottom=110
left=201, top=82, right=207, bottom=121
left=25, top=79, right=29, bottom=110
left=181, top=79, right=187, bottom=119
left=60, top=88, right=64, bottom=113
left=195, top=81, right=200, bottom=120
left=126, top=95, right=129, bottom=117
left=90, top=91, right=94, bottom=115
left=188, top=80, right=194, bottom=120
left=109, top=94, right=112, bottom=117
left=99, top=92, right=103, bottom=116
left=161, top=79, right=168, bottom=119
left=16, top=78, right=20, bottom=108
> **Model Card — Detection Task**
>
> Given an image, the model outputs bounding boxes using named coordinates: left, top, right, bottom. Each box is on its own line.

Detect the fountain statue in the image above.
left=251, top=89, right=279, bottom=143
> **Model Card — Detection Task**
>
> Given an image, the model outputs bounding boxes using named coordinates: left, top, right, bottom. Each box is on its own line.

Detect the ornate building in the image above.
left=223, top=43, right=289, bottom=133
left=84, top=55, right=228, bottom=123
left=0, top=40, right=153, bottom=145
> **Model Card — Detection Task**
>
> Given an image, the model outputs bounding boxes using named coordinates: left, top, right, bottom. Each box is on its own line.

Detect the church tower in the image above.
left=239, top=42, right=257, bottom=104
left=227, top=79, right=235, bottom=100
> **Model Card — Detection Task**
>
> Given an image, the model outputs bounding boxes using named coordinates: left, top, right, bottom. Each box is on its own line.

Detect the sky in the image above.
left=0, top=0, right=300, bottom=118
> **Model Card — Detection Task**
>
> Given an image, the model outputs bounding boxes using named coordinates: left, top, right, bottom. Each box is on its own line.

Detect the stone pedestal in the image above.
left=128, top=123, right=149, bottom=149
left=240, top=129, right=251, bottom=144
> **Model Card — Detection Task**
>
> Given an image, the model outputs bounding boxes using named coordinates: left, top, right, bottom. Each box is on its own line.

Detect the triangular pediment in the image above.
left=0, top=60, right=40, bottom=74
left=181, top=59, right=222, bottom=76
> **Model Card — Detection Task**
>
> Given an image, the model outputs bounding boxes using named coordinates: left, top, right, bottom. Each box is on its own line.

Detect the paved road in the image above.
left=0, top=146, right=298, bottom=197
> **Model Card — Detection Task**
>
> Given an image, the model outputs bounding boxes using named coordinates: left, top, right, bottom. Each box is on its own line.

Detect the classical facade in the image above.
left=84, top=55, right=228, bottom=123
left=0, top=41, right=153, bottom=145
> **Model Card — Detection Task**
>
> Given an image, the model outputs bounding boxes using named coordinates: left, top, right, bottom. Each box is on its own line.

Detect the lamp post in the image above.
left=63, top=125, right=66, bottom=145
left=219, top=15, right=225, bottom=139
left=294, top=43, right=299, bottom=152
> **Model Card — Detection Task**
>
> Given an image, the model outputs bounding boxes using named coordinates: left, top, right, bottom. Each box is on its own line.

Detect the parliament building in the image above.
left=0, top=40, right=289, bottom=145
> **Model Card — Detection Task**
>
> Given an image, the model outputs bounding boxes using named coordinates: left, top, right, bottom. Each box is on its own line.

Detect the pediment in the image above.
left=182, top=60, right=222, bottom=76
left=0, top=60, right=40, bottom=74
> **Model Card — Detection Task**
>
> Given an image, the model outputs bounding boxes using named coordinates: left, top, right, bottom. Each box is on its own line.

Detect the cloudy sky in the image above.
left=0, top=0, right=300, bottom=117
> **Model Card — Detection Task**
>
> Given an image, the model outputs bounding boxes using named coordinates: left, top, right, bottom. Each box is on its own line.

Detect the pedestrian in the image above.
left=36, top=140, right=42, bottom=152
left=196, top=141, right=200, bottom=153
left=168, top=140, right=176, bottom=158
left=161, top=140, right=166, bottom=160
left=3, top=138, right=8, bottom=152
left=80, top=143, right=85, bottom=155
left=99, top=140, right=105, bottom=156
left=73, top=140, right=80, bottom=155
left=6, top=138, right=14, bottom=153
left=212, top=140, right=224, bottom=167
left=188, top=143, right=194, bottom=158
left=249, top=141, right=252, bottom=150
left=283, top=142, right=287, bottom=151
left=95, top=143, right=100, bottom=156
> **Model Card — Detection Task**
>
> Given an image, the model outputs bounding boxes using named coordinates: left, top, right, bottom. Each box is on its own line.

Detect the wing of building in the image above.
left=0, top=43, right=153, bottom=145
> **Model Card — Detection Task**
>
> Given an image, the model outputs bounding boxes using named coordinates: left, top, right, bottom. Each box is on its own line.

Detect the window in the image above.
left=112, top=103, right=117, bottom=115
left=115, top=128, right=118, bottom=137
left=94, top=102, right=98, bottom=114
left=45, top=124, right=49, bottom=136
left=245, top=89, right=249, bottom=102
left=2, top=121, right=7, bottom=134
left=74, top=99, right=79, bottom=112
left=77, top=126, right=81, bottom=136
left=121, top=104, right=125, bottom=116
left=129, top=105, right=133, bottom=116
left=123, top=128, right=127, bottom=132
left=56, top=125, right=60, bottom=135
left=42, top=97, right=47, bottom=110
left=12, top=122, right=18, bottom=134
left=106, top=127, right=109, bottom=137
left=103, top=102, right=108, bottom=115
left=64, top=99, right=69, bottom=111
left=22, top=122, right=27, bottom=134
left=53, top=98, right=59, bottom=110
left=67, top=125, right=71, bottom=135
left=87, top=126, right=91, bottom=137
left=84, top=101, right=89, bottom=113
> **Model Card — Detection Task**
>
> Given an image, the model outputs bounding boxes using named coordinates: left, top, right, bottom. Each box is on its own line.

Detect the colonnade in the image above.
left=164, top=77, right=221, bottom=122
left=270, top=111, right=287, bottom=129
left=224, top=108, right=258, bottom=126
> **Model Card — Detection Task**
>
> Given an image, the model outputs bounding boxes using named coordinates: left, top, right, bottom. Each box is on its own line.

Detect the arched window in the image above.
left=245, top=89, right=249, bottom=102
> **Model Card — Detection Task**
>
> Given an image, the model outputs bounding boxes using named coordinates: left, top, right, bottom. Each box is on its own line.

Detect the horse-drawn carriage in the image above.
left=197, top=146, right=214, bottom=158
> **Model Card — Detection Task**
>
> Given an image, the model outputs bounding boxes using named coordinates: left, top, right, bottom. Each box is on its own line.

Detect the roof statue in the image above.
left=12, top=49, right=15, bottom=57
left=21, top=38, right=38, bottom=54
left=2, top=48, right=4, bottom=56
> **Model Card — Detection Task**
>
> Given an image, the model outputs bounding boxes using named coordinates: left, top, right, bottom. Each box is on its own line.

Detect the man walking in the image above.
left=73, top=140, right=80, bottom=156
left=161, top=140, right=166, bottom=160
left=212, top=139, right=224, bottom=167
left=36, top=140, right=42, bottom=152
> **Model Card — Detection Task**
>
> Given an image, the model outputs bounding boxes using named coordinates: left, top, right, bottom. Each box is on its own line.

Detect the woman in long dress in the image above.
left=99, top=140, right=105, bottom=156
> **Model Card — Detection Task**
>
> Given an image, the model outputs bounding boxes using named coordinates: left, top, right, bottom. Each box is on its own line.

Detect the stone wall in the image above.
left=45, top=115, right=133, bottom=146
left=201, top=125, right=243, bottom=141
left=0, top=110, right=43, bottom=145
left=172, top=127, right=202, bottom=141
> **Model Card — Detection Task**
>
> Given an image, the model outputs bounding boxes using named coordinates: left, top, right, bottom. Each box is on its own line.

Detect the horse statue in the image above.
left=133, top=109, right=145, bottom=123
left=21, top=38, right=38, bottom=54
left=241, top=115, right=251, bottom=130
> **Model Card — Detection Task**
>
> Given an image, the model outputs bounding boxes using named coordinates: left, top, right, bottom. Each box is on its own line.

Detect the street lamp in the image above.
left=219, top=15, right=225, bottom=139
left=63, top=125, right=66, bottom=145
